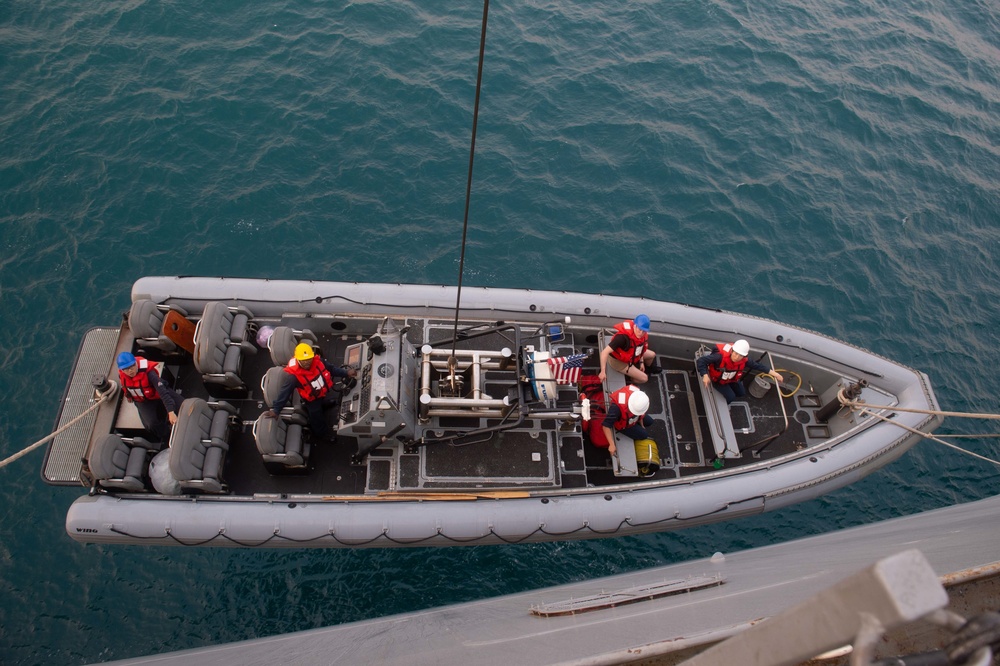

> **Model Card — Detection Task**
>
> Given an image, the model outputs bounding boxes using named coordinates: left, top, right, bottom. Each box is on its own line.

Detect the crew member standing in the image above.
left=265, top=343, right=357, bottom=441
left=601, top=385, right=653, bottom=457
left=598, top=314, right=660, bottom=384
left=697, top=339, right=784, bottom=404
left=116, top=351, right=184, bottom=443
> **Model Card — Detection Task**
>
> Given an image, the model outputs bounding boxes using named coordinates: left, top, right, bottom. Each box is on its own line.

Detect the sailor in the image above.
left=264, top=343, right=357, bottom=441
left=601, top=385, right=653, bottom=457
left=598, top=314, right=661, bottom=385
left=697, top=339, right=784, bottom=404
left=116, top=351, right=183, bottom=443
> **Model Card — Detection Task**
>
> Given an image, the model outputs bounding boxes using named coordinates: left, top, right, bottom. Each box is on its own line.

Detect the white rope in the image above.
left=841, top=400, right=1000, bottom=466
left=842, top=399, right=1000, bottom=421
left=859, top=407, right=1000, bottom=467
left=0, top=382, right=119, bottom=469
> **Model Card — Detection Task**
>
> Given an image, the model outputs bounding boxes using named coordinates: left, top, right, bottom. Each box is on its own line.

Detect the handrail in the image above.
left=748, top=350, right=789, bottom=457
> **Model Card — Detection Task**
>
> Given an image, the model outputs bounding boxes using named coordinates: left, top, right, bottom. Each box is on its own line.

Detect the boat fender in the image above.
left=148, top=450, right=183, bottom=495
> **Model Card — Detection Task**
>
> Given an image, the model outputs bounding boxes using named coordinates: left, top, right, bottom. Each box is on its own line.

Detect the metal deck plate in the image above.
left=43, top=327, right=119, bottom=484
left=529, top=574, right=725, bottom=617
left=422, top=429, right=555, bottom=488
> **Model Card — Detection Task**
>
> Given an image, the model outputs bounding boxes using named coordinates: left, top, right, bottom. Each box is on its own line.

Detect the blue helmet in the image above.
left=634, top=314, right=651, bottom=332
left=116, top=351, right=137, bottom=369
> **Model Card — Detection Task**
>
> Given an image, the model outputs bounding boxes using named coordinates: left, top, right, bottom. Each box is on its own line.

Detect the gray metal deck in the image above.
left=95, top=494, right=1000, bottom=666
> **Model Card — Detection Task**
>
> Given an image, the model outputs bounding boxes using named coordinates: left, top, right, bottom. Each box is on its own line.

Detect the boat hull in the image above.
left=53, top=277, right=941, bottom=548
left=66, top=420, right=928, bottom=548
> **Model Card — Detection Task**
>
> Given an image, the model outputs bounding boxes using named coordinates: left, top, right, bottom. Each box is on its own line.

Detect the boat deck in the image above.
left=58, top=318, right=824, bottom=497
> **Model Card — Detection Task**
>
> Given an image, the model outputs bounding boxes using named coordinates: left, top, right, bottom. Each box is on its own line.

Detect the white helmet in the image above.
left=627, top=389, right=650, bottom=416
left=732, top=339, right=750, bottom=356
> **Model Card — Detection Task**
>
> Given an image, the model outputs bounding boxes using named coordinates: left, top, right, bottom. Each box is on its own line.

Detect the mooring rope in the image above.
left=0, top=381, right=119, bottom=469
left=838, top=395, right=1000, bottom=468
left=841, top=398, right=1000, bottom=421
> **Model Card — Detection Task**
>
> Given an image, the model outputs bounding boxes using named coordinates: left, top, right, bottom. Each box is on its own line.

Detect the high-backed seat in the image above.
left=129, top=299, right=189, bottom=353
left=168, top=398, right=237, bottom=494
left=89, top=434, right=160, bottom=491
left=193, top=302, right=257, bottom=390
left=261, top=366, right=308, bottom=421
left=267, top=326, right=318, bottom=366
left=253, top=413, right=311, bottom=472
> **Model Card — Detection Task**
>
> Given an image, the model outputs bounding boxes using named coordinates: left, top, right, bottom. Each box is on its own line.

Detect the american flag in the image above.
left=547, top=353, right=586, bottom=385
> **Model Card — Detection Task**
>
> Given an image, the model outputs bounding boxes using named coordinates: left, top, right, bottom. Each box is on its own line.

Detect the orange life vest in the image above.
left=706, top=343, right=749, bottom=385
left=284, top=356, right=334, bottom=402
left=119, top=358, right=159, bottom=402
left=610, top=385, right=645, bottom=431
left=609, top=321, right=648, bottom=365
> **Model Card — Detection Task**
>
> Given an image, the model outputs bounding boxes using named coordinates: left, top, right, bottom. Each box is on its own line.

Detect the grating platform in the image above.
left=43, top=327, right=120, bottom=484
left=422, top=429, right=556, bottom=489
left=529, top=574, right=725, bottom=617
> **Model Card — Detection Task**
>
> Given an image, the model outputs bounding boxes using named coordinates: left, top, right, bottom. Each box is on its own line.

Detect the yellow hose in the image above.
left=772, top=369, right=801, bottom=398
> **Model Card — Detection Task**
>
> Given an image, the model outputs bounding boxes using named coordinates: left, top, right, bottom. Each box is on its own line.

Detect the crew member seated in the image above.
left=598, top=314, right=660, bottom=385
left=697, top=339, right=784, bottom=404
left=264, top=343, right=357, bottom=442
left=601, top=385, right=653, bottom=457
left=116, top=352, right=183, bottom=443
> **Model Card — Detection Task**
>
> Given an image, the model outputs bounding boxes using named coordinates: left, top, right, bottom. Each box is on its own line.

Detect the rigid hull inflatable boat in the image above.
left=44, top=276, right=941, bottom=548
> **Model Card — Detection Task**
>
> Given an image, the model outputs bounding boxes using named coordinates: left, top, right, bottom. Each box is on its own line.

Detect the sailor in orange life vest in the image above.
left=116, top=351, right=184, bottom=443
left=696, top=339, right=784, bottom=404
left=598, top=314, right=661, bottom=385
left=264, top=343, right=358, bottom=441
left=601, top=386, right=653, bottom=457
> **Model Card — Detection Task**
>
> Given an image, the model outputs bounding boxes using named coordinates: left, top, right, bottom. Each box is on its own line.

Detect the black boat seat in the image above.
left=168, top=397, right=236, bottom=494
left=694, top=349, right=740, bottom=460
left=192, top=302, right=257, bottom=390
left=129, top=299, right=188, bottom=353
left=89, top=434, right=159, bottom=492
left=261, top=366, right=307, bottom=420
left=267, top=326, right=318, bottom=366
left=253, top=413, right=311, bottom=470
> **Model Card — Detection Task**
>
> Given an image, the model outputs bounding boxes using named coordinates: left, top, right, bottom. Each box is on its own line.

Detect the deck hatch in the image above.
left=729, top=402, right=754, bottom=433
left=422, top=429, right=556, bottom=488
left=43, top=327, right=119, bottom=485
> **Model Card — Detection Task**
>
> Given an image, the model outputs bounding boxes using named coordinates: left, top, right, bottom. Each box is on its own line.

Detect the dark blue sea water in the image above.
left=2, top=0, right=999, bottom=663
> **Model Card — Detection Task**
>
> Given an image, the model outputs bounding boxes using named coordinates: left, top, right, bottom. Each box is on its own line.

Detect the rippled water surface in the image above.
left=2, top=0, right=999, bottom=663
